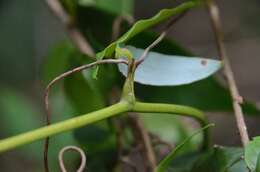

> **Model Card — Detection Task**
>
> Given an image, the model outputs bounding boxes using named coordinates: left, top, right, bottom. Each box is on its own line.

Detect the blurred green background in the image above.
left=0, top=0, right=260, bottom=171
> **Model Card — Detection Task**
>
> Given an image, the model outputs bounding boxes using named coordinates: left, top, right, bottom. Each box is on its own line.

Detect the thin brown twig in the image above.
left=136, top=11, right=189, bottom=65
left=43, top=59, right=127, bottom=172
left=120, top=156, right=138, bottom=172
left=109, top=88, right=126, bottom=159
left=112, top=118, right=125, bottom=158
left=149, top=132, right=174, bottom=150
left=135, top=31, right=166, bottom=66
left=58, top=146, right=86, bottom=172
left=128, top=113, right=157, bottom=172
left=45, top=0, right=95, bottom=58
left=206, top=0, right=250, bottom=146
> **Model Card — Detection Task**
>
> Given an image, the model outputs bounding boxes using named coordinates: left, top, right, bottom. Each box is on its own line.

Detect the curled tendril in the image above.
left=59, top=146, right=86, bottom=172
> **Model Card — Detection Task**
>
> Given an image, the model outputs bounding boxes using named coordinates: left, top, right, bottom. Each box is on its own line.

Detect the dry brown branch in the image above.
left=113, top=118, right=125, bottom=158
left=120, top=156, right=138, bottom=172
left=149, top=132, right=174, bottom=150
left=43, top=59, right=128, bottom=172
left=128, top=113, right=157, bottom=172
left=58, top=146, right=86, bottom=172
left=206, top=0, right=249, bottom=146
left=45, top=0, right=95, bottom=58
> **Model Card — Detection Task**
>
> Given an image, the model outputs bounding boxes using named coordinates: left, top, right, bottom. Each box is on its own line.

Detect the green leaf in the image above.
left=256, top=153, right=260, bottom=172
left=96, top=1, right=198, bottom=60
left=245, top=136, right=260, bottom=171
left=64, top=67, right=105, bottom=114
left=191, top=146, right=247, bottom=172
left=0, top=87, right=77, bottom=171
left=165, top=152, right=202, bottom=172
left=163, top=147, right=246, bottom=172
left=0, top=87, right=43, bottom=142
left=42, top=41, right=76, bottom=84
left=78, top=0, right=133, bottom=15
left=118, top=46, right=222, bottom=86
left=61, top=0, right=77, bottom=18
left=130, top=32, right=259, bottom=115
left=156, top=124, right=214, bottom=172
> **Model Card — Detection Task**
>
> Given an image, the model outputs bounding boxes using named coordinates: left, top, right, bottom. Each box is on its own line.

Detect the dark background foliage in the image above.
left=0, top=0, right=260, bottom=171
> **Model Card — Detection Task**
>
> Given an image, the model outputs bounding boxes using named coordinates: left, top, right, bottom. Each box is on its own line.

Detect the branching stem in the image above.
left=44, top=59, right=127, bottom=172
left=0, top=102, right=209, bottom=153
left=136, top=10, right=189, bottom=66
left=205, top=0, right=249, bottom=146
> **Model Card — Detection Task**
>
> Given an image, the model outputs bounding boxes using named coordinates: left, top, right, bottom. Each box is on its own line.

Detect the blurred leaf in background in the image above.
left=0, top=87, right=43, bottom=159
left=0, top=0, right=35, bottom=86
left=0, top=87, right=78, bottom=171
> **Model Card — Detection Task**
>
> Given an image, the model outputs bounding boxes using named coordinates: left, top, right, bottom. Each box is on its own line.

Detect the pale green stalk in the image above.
left=0, top=101, right=210, bottom=154
left=0, top=101, right=129, bottom=153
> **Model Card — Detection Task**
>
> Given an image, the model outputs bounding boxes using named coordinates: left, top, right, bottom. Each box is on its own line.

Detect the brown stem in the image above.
left=206, top=0, right=249, bottom=146
left=58, top=146, right=86, bottom=172
left=120, top=156, right=138, bottom=172
left=149, top=132, right=174, bottom=150
left=45, top=0, right=95, bottom=58
left=128, top=113, right=157, bottom=172
left=43, top=59, right=127, bottom=172
left=113, top=118, right=125, bottom=159
left=136, top=31, right=166, bottom=66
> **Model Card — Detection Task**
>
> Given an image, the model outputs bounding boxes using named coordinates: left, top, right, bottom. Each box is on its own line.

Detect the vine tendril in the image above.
left=59, top=146, right=86, bottom=172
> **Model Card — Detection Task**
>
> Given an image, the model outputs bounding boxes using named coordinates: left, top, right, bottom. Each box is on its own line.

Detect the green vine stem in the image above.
left=0, top=101, right=209, bottom=153
left=0, top=102, right=129, bottom=153
left=0, top=57, right=209, bottom=155
left=133, top=102, right=210, bottom=150
left=121, top=59, right=136, bottom=104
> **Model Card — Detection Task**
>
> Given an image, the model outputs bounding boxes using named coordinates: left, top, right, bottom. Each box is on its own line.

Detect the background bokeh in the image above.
left=0, top=0, right=260, bottom=171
